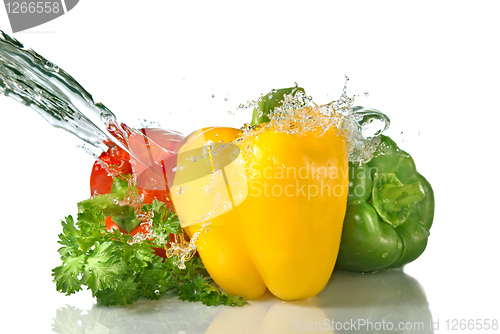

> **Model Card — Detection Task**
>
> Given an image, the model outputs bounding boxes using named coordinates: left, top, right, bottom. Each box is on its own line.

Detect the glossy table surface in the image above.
left=50, top=269, right=433, bottom=333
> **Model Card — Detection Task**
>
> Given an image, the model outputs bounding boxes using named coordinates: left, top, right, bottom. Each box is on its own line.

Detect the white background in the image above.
left=1, top=1, right=499, bottom=333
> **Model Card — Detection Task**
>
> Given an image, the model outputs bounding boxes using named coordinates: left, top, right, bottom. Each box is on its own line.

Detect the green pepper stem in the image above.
left=78, top=193, right=121, bottom=213
left=378, top=181, right=425, bottom=212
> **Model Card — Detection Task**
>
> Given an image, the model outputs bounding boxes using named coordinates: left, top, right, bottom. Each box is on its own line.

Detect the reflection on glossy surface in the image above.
left=52, top=291, right=223, bottom=334
left=52, top=269, right=433, bottom=334
left=320, top=269, right=434, bottom=333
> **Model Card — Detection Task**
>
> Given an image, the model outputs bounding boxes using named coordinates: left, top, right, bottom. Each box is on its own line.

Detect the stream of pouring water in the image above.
left=0, top=30, right=173, bottom=176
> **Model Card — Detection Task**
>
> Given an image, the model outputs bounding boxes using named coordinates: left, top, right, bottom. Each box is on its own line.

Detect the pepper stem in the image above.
left=378, top=181, right=425, bottom=212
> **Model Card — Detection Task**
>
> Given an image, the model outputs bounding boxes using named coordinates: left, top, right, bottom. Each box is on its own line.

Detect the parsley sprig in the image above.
left=52, top=197, right=247, bottom=307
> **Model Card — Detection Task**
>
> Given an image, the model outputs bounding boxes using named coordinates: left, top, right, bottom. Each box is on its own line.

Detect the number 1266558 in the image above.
left=5, top=2, right=61, bottom=14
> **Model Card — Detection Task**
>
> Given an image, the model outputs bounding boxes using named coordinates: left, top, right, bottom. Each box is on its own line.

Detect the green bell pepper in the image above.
left=336, top=135, right=434, bottom=272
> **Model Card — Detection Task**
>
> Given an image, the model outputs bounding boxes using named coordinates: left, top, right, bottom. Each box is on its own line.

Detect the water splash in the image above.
left=165, top=221, right=211, bottom=269
left=352, top=106, right=390, bottom=138
left=236, top=76, right=390, bottom=165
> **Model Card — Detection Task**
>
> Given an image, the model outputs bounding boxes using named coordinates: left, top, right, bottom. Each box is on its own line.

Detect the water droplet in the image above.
left=364, top=92, right=370, bottom=97
left=397, top=239, right=403, bottom=249
left=382, top=252, right=389, bottom=258
left=212, top=94, right=215, bottom=98
left=224, top=97, right=228, bottom=101
left=154, top=290, right=160, bottom=295
left=177, top=187, right=183, bottom=195
left=205, top=140, right=214, bottom=151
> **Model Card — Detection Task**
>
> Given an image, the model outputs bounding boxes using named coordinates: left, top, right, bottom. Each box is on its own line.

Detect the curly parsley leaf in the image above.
left=52, top=252, right=86, bottom=295
left=52, top=194, right=247, bottom=307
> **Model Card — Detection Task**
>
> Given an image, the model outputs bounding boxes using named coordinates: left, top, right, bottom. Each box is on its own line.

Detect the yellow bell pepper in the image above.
left=172, top=104, right=349, bottom=300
